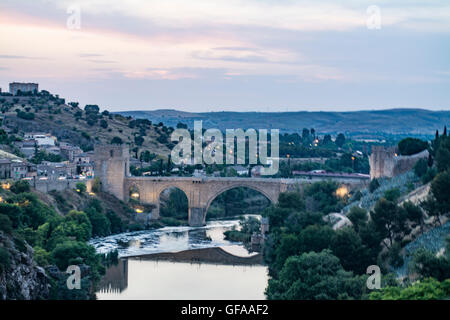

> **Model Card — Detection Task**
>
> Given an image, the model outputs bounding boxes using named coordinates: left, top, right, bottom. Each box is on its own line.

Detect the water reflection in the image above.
left=98, top=259, right=129, bottom=294
left=93, top=216, right=267, bottom=300
left=97, top=257, right=268, bottom=300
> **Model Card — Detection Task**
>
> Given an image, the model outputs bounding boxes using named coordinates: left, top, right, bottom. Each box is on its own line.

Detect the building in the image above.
left=14, top=139, right=37, bottom=158
left=74, top=153, right=90, bottom=164
left=37, top=161, right=76, bottom=178
left=24, top=133, right=56, bottom=146
left=0, top=159, right=11, bottom=179
left=10, top=159, right=29, bottom=179
left=60, top=143, right=83, bottom=162
left=9, top=82, right=39, bottom=95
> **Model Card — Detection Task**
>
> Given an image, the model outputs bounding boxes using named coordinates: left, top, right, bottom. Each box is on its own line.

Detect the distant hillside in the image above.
left=0, top=93, right=172, bottom=157
left=116, top=109, right=450, bottom=137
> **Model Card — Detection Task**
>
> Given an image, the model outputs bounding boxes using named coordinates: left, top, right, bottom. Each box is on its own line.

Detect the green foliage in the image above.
left=0, top=214, right=13, bottom=234
left=51, top=240, right=100, bottom=272
left=384, top=188, right=401, bottom=202
left=347, top=207, right=368, bottom=232
left=370, top=278, right=450, bottom=300
left=84, top=104, right=99, bottom=114
left=76, top=182, right=86, bottom=194
left=277, top=192, right=305, bottom=211
left=369, top=178, right=380, bottom=193
left=414, top=158, right=428, bottom=178
left=430, top=171, right=450, bottom=217
left=160, top=188, right=189, bottom=220
left=371, top=198, right=409, bottom=247
left=304, top=181, right=341, bottom=214
left=91, top=177, right=101, bottom=193
left=30, top=150, right=64, bottom=164
left=100, top=119, right=108, bottom=129
left=10, top=180, right=31, bottom=194
left=16, top=110, right=35, bottom=120
left=266, top=250, right=366, bottom=300
left=111, top=136, right=123, bottom=145
left=335, top=133, right=346, bottom=148
left=436, top=136, right=450, bottom=172
left=33, top=246, right=51, bottom=267
left=410, top=249, right=450, bottom=282
left=398, top=138, right=428, bottom=156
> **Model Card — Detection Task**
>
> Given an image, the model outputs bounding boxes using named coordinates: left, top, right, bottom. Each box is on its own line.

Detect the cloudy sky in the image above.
left=0, top=0, right=449, bottom=112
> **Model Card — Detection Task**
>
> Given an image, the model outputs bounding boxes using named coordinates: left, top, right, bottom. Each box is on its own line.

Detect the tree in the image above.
left=100, top=119, right=108, bottom=129
left=347, top=206, right=368, bottom=233
left=331, top=227, right=371, bottom=274
left=384, top=188, right=401, bottom=202
left=436, top=136, right=450, bottom=172
left=369, top=178, right=380, bottom=193
left=414, top=158, right=428, bottom=178
left=403, top=201, right=424, bottom=231
left=266, top=250, right=366, bottom=300
left=335, top=133, right=346, bottom=148
left=411, top=249, right=450, bottom=281
left=397, top=138, right=428, bottom=156
left=323, top=134, right=332, bottom=145
left=430, top=171, right=450, bottom=219
left=277, top=192, right=305, bottom=211
left=76, top=182, right=87, bottom=194
left=370, top=278, right=450, bottom=300
left=10, top=180, right=30, bottom=194
left=371, top=198, right=408, bottom=247
left=111, top=136, right=123, bottom=145
left=84, top=104, right=99, bottom=114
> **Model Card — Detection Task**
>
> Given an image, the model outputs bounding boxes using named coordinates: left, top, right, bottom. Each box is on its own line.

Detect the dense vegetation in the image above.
left=263, top=128, right=450, bottom=300
left=0, top=180, right=125, bottom=299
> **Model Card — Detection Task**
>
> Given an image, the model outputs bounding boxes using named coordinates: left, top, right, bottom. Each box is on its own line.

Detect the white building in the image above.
left=24, top=133, right=56, bottom=146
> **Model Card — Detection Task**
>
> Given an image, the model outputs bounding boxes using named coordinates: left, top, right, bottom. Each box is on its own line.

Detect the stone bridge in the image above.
left=94, top=145, right=368, bottom=226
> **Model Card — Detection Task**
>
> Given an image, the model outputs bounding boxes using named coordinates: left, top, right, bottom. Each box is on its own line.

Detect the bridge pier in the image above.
left=189, top=207, right=205, bottom=227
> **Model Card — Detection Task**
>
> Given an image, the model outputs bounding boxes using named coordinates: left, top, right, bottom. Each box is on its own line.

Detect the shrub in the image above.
left=0, top=214, right=12, bottom=234
left=76, top=182, right=87, bottom=194
left=111, top=137, right=123, bottom=145
left=398, top=138, right=428, bottom=156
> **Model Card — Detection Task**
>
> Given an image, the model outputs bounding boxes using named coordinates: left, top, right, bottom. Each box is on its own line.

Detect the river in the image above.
left=89, top=217, right=268, bottom=300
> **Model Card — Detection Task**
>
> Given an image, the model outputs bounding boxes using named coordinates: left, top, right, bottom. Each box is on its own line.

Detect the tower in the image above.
left=93, top=144, right=129, bottom=200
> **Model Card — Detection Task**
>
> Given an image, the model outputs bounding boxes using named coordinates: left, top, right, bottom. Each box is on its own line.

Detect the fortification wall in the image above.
left=369, top=146, right=428, bottom=179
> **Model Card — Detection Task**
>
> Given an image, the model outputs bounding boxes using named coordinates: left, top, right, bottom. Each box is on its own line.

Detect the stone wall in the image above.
left=369, top=146, right=429, bottom=179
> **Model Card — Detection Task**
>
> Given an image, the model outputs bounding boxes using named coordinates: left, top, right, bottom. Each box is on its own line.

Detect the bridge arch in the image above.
left=157, top=185, right=190, bottom=221
left=204, top=183, right=277, bottom=220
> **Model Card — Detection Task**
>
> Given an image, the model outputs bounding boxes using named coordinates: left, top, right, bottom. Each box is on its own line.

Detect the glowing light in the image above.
left=1, top=182, right=11, bottom=190
left=130, top=192, right=140, bottom=199
left=89, top=192, right=96, bottom=196
left=135, top=208, right=143, bottom=213
left=336, top=186, right=349, bottom=198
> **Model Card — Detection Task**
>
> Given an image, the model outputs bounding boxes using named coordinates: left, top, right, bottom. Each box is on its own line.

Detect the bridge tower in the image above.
left=93, top=144, right=129, bottom=200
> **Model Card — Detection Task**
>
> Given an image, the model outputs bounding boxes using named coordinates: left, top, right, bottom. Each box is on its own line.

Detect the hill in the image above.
left=0, top=92, right=173, bottom=157
left=116, top=108, right=450, bottom=137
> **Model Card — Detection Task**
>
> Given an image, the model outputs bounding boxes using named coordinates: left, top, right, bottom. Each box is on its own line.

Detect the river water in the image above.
left=90, top=217, right=268, bottom=300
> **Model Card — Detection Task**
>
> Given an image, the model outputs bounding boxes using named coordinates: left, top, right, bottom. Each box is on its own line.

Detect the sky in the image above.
left=0, top=0, right=449, bottom=112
